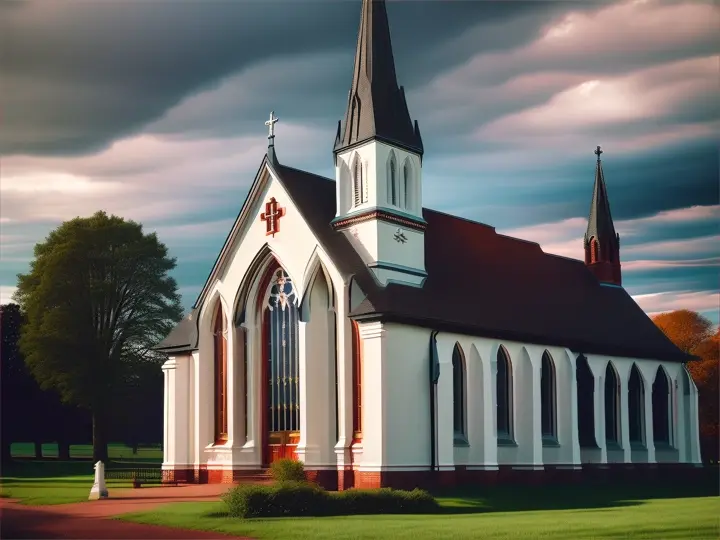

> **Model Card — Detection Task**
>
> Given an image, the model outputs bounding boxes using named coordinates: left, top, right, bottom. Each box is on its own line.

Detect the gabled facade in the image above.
left=157, top=0, right=702, bottom=489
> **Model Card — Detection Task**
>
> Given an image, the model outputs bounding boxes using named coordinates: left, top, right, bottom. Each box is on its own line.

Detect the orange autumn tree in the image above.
left=653, top=310, right=719, bottom=460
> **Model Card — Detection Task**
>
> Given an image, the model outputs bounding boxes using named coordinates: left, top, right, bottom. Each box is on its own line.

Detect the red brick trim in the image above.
left=166, top=463, right=707, bottom=490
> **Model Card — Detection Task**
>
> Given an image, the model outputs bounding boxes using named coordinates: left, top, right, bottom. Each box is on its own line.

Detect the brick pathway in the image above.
left=0, top=483, right=253, bottom=539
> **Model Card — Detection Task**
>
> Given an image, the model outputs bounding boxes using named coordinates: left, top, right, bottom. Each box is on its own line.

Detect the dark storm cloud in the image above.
left=1, top=0, right=567, bottom=156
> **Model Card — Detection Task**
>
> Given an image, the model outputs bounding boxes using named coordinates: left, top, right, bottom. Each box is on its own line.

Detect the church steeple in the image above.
left=334, top=0, right=423, bottom=156
left=331, top=0, right=427, bottom=288
left=584, top=146, right=622, bottom=286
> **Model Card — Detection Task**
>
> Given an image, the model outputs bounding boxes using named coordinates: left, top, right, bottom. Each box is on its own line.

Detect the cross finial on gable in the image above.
left=265, top=111, right=279, bottom=141
left=595, top=145, right=603, bottom=161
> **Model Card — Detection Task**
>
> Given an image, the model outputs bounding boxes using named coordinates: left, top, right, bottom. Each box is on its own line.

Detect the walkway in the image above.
left=0, top=483, right=252, bottom=539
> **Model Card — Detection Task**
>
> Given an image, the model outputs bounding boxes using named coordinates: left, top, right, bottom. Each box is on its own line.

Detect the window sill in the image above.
left=497, top=437, right=518, bottom=447
left=542, top=436, right=560, bottom=448
left=653, top=442, right=675, bottom=451
left=453, top=434, right=470, bottom=447
left=606, top=440, right=622, bottom=451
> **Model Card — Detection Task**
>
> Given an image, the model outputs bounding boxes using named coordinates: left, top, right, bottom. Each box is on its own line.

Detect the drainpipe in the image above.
left=429, top=331, right=440, bottom=475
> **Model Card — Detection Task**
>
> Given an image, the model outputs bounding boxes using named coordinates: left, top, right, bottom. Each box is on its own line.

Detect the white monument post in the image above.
left=88, top=460, right=109, bottom=500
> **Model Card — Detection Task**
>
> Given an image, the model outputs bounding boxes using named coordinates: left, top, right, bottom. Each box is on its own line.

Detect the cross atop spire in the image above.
left=595, top=145, right=603, bottom=161
left=334, top=0, right=423, bottom=156
left=265, top=111, right=279, bottom=142
left=264, top=111, right=280, bottom=166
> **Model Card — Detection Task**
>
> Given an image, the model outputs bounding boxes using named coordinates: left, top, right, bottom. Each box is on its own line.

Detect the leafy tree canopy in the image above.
left=14, top=211, right=183, bottom=432
left=651, top=309, right=714, bottom=355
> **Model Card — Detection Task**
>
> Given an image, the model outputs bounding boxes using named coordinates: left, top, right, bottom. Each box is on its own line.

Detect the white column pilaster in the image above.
left=356, top=322, right=386, bottom=469
left=334, top=287, right=354, bottom=471
left=618, top=363, right=632, bottom=463
left=564, top=351, right=581, bottom=466
left=162, top=358, right=177, bottom=466
left=435, top=336, right=455, bottom=471
left=587, top=357, right=607, bottom=464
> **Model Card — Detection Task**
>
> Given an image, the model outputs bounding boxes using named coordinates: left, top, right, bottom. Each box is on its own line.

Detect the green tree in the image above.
left=14, top=211, right=183, bottom=462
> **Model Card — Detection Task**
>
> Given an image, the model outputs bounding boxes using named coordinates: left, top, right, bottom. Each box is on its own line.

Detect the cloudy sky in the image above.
left=2, top=0, right=718, bottom=324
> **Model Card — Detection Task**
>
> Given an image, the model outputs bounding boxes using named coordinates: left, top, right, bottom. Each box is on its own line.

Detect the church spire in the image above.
left=334, top=0, right=423, bottom=156
left=584, top=146, right=622, bottom=286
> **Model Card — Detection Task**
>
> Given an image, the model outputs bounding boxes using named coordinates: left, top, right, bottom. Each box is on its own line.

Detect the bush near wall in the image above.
left=222, top=481, right=440, bottom=518
left=269, top=458, right=306, bottom=483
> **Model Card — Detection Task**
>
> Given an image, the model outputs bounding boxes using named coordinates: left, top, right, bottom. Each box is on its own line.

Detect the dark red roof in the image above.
left=278, top=165, right=690, bottom=363
left=157, top=160, right=690, bottom=363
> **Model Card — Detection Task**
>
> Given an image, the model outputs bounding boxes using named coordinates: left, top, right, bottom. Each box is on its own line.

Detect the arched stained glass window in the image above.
left=213, top=303, right=228, bottom=442
left=265, top=269, right=300, bottom=433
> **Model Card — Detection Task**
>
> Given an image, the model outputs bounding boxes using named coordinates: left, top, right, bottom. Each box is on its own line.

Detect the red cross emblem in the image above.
left=261, top=197, right=286, bottom=237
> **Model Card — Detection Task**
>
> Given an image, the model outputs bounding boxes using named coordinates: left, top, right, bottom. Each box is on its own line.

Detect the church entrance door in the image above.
left=261, top=269, right=300, bottom=465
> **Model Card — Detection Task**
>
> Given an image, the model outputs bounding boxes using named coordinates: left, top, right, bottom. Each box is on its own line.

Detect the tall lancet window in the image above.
left=628, top=365, right=645, bottom=446
left=541, top=351, right=557, bottom=440
left=388, top=153, right=397, bottom=206
left=452, top=344, right=466, bottom=441
left=353, top=156, right=367, bottom=207
left=403, top=160, right=411, bottom=210
left=605, top=363, right=620, bottom=444
left=266, top=269, right=300, bottom=434
left=496, top=346, right=513, bottom=441
left=352, top=321, right=363, bottom=439
left=652, top=367, right=671, bottom=446
left=213, top=303, right=228, bottom=442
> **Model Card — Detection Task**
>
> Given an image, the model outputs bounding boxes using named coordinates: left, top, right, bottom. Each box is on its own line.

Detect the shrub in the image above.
left=334, top=487, right=439, bottom=515
left=222, top=481, right=326, bottom=518
left=222, top=482, right=440, bottom=518
left=269, top=458, right=306, bottom=483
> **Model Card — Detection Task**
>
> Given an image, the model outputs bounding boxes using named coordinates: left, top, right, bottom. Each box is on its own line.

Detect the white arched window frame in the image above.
left=387, top=152, right=397, bottom=206
left=541, top=351, right=557, bottom=442
left=402, top=159, right=412, bottom=211
left=352, top=155, right=367, bottom=207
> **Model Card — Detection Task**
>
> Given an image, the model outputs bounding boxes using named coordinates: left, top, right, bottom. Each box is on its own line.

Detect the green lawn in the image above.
left=10, top=442, right=162, bottom=463
left=1, top=445, right=160, bottom=505
left=0, top=460, right=135, bottom=505
left=118, top=481, right=720, bottom=540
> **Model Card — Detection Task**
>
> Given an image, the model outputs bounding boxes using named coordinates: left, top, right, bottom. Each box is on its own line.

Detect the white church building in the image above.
left=157, top=0, right=702, bottom=489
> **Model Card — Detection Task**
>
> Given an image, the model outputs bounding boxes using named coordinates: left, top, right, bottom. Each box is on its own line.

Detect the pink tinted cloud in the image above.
left=438, top=0, right=718, bottom=89
left=475, top=56, right=716, bottom=140
left=1, top=122, right=326, bottom=225
left=623, top=257, right=720, bottom=272
left=500, top=205, right=720, bottom=261
left=632, top=290, right=720, bottom=315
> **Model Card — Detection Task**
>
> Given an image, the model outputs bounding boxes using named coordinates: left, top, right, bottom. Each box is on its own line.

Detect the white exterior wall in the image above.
left=161, top=162, right=702, bottom=477
left=348, top=322, right=700, bottom=473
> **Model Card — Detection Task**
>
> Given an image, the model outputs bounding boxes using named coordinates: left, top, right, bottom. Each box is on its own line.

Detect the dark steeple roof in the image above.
left=584, top=146, right=619, bottom=249
left=334, top=0, right=423, bottom=156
